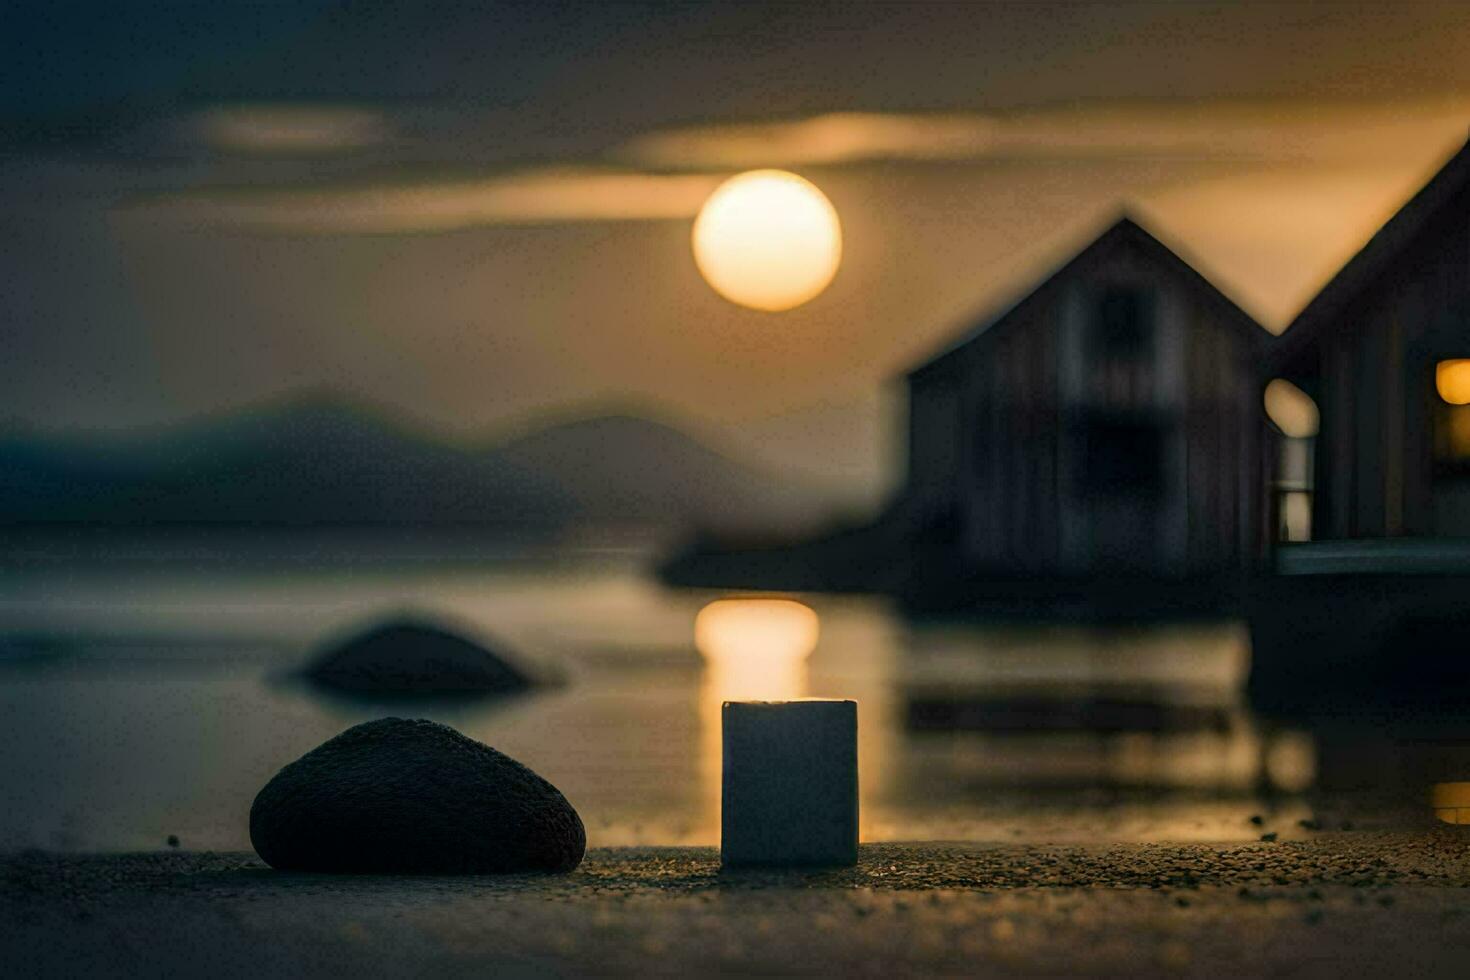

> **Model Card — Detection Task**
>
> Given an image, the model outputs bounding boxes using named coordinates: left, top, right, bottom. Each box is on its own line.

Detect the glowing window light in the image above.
left=1281, top=490, right=1313, bottom=543
left=1263, top=379, right=1319, bottom=439
left=1436, top=360, right=1470, bottom=405
left=1448, top=407, right=1470, bottom=459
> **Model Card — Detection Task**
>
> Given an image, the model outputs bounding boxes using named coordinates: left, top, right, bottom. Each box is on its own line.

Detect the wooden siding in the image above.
left=905, top=226, right=1265, bottom=579
left=1295, top=175, right=1470, bottom=540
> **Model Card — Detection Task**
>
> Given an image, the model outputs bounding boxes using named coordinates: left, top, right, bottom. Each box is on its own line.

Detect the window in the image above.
left=1089, top=286, right=1154, bottom=359
left=1279, top=490, right=1313, bottom=543
left=1263, top=378, right=1318, bottom=541
left=1436, top=359, right=1470, bottom=405
left=1434, top=360, right=1470, bottom=467
left=1263, top=379, right=1319, bottom=439
left=1079, top=415, right=1165, bottom=496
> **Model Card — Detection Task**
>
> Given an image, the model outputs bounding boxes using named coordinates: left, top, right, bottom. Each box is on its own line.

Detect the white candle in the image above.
left=721, top=699, right=857, bottom=868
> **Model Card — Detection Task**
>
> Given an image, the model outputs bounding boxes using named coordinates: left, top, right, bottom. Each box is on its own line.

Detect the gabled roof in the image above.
left=1272, top=134, right=1470, bottom=371
left=908, top=213, right=1268, bottom=382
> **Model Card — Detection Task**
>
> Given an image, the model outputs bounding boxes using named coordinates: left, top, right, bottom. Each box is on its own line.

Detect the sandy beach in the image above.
left=7, top=834, right=1470, bottom=977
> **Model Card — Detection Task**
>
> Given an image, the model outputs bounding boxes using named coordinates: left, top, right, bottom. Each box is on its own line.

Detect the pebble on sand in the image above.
left=250, top=718, right=585, bottom=874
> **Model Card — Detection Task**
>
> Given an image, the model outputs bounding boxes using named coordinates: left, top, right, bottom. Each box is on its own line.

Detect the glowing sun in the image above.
left=692, top=169, right=842, bottom=311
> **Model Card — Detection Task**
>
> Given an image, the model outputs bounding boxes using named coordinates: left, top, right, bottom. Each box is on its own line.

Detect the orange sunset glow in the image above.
left=11, top=4, right=1470, bottom=975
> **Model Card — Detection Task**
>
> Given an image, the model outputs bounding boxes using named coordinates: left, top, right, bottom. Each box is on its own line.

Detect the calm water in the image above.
left=0, top=540, right=1458, bottom=851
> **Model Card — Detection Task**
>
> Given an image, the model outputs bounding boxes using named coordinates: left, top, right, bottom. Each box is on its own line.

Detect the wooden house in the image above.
left=897, top=216, right=1273, bottom=593
left=1268, top=137, right=1470, bottom=541
left=1250, top=135, right=1470, bottom=715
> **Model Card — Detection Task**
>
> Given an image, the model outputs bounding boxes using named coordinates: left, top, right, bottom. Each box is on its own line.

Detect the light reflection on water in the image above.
left=695, top=598, right=817, bottom=701
left=1432, top=782, right=1470, bottom=824
left=897, top=619, right=1275, bottom=794
left=0, top=558, right=1463, bottom=851
left=695, top=598, right=817, bottom=841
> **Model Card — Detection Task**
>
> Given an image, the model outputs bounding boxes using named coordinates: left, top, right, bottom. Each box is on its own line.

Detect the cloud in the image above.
left=129, top=168, right=724, bottom=234
left=125, top=96, right=1470, bottom=238
left=618, top=113, right=1005, bottom=168
left=187, top=105, right=392, bottom=155
left=617, top=101, right=1470, bottom=169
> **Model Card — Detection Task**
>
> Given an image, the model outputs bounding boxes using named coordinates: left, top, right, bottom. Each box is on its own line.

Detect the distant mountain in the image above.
left=496, top=415, right=827, bottom=533
left=0, top=399, right=830, bottom=534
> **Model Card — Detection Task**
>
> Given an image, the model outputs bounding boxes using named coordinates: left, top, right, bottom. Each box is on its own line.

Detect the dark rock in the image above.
left=303, top=619, right=536, bottom=697
left=250, top=718, right=585, bottom=874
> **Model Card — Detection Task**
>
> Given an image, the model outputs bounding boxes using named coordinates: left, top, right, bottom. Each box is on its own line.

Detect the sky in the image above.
left=6, top=1, right=1470, bottom=507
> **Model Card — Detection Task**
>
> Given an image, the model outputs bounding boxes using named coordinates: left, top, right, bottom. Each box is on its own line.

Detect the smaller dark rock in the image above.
left=1260, top=832, right=1278, bottom=842
left=1298, top=818, right=1322, bottom=831
left=303, top=618, right=537, bottom=698
left=250, top=718, right=585, bottom=874
left=166, top=835, right=180, bottom=849
left=1248, top=814, right=1264, bottom=826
